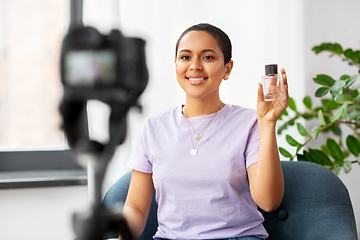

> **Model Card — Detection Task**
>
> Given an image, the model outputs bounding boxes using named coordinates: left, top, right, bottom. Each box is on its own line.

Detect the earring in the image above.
left=224, top=74, right=229, bottom=80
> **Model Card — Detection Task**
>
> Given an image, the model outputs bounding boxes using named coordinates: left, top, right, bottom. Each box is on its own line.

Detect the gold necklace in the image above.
left=186, top=113, right=214, bottom=141
left=184, top=104, right=221, bottom=156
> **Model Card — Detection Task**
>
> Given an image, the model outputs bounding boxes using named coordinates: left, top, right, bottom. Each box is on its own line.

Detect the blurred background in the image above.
left=0, top=0, right=359, bottom=239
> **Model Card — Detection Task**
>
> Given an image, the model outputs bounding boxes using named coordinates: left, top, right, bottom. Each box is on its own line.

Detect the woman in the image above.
left=121, top=23, right=288, bottom=240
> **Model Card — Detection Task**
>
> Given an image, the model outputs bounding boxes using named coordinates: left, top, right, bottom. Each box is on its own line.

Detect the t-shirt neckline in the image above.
left=179, top=103, right=230, bottom=121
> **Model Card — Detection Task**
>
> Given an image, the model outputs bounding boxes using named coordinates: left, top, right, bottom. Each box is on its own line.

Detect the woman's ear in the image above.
left=224, top=60, right=234, bottom=80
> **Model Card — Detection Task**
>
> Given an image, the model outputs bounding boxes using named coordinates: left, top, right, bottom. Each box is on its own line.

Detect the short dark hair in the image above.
left=175, top=23, right=232, bottom=64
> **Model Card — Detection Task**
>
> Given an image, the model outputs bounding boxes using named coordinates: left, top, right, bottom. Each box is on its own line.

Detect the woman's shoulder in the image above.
left=137, top=106, right=180, bottom=137
left=224, top=104, right=258, bottom=131
left=226, top=104, right=257, bottom=117
left=143, top=105, right=181, bottom=127
left=149, top=105, right=180, bottom=120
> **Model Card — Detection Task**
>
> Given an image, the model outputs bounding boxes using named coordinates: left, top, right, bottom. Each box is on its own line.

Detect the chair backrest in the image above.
left=260, top=161, right=357, bottom=240
left=103, top=161, right=358, bottom=240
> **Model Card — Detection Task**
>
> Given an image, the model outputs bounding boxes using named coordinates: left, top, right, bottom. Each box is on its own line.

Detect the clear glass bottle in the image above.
left=261, top=64, right=285, bottom=101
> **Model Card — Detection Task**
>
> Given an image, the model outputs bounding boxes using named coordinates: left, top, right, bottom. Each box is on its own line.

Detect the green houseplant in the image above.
left=277, top=43, right=360, bottom=175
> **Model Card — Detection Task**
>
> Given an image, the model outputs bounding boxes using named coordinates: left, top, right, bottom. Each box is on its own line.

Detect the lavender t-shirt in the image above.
left=127, top=104, right=268, bottom=239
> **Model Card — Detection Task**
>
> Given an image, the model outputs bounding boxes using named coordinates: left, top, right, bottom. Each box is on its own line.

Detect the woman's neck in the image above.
left=183, top=98, right=225, bottom=118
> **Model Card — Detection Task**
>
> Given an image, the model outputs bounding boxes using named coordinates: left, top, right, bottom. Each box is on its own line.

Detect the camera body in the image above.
left=60, top=26, right=148, bottom=150
left=61, top=26, right=148, bottom=103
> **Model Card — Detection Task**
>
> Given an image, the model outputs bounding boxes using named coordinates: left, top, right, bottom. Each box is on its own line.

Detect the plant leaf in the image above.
left=325, top=43, right=334, bottom=52
left=346, top=135, right=360, bottom=157
left=332, top=164, right=341, bottom=175
left=312, top=46, right=325, bottom=54
left=341, top=103, right=348, bottom=119
left=318, top=110, right=326, bottom=126
left=308, top=148, right=333, bottom=166
left=352, top=51, right=360, bottom=62
left=355, top=94, right=360, bottom=103
left=331, top=125, right=342, bottom=136
left=340, top=74, right=350, bottom=80
left=311, top=127, right=320, bottom=139
left=331, top=107, right=343, bottom=123
left=348, top=111, right=360, bottom=120
left=303, top=150, right=315, bottom=163
left=279, top=147, right=292, bottom=158
left=322, top=99, right=340, bottom=112
left=313, top=74, right=335, bottom=86
left=296, top=144, right=303, bottom=154
left=321, top=145, right=330, bottom=156
left=296, top=153, right=306, bottom=161
left=326, top=138, right=344, bottom=164
left=296, top=122, right=309, bottom=137
left=351, top=89, right=359, bottom=98
left=334, top=43, right=343, bottom=54
left=288, top=97, right=297, bottom=112
left=330, top=80, right=346, bottom=96
left=286, top=134, right=300, bottom=147
left=344, top=49, right=354, bottom=59
left=303, top=113, right=316, bottom=120
left=345, top=74, right=358, bottom=88
left=303, top=96, right=312, bottom=109
left=343, top=160, right=352, bottom=174
left=315, top=87, right=329, bottom=97
left=334, top=92, right=354, bottom=103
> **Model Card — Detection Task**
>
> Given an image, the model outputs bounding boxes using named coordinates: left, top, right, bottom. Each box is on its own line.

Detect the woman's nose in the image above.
left=190, top=58, right=203, bottom=71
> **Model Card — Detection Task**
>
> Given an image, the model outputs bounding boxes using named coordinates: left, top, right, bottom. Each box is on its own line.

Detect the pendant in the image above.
left=190, top=148, right=197, bottom=156
left=195, top=135, right=201, bottom=140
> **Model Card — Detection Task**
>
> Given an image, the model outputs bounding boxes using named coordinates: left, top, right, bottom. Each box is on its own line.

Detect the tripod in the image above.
left=60, top=1, right=148, bottom=239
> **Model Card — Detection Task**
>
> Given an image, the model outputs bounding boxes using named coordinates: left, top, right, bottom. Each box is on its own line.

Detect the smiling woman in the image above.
left=119, top=23, right=288, bottom=240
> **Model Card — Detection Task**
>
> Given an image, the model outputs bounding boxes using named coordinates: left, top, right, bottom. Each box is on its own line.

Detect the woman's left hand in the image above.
left=257, top=68, right=289, bottom=124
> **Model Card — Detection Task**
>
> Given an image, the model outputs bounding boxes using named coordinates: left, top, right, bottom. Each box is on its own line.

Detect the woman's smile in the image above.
left=186, top=75, right=208, bottom=85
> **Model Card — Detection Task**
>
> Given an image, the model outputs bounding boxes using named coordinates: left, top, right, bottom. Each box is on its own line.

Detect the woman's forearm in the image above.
left=120, top=171, right=154, bottom=239
left=249, top=120, right=284, bottom=212
left=121, top=205, right=148, bottom=239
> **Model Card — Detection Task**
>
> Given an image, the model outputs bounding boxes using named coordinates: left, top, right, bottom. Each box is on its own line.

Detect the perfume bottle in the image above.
left=261, top=64, right=285, bottom=101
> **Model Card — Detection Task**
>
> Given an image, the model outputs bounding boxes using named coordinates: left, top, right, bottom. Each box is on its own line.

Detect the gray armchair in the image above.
left=103, top=161, right=358, bottom=239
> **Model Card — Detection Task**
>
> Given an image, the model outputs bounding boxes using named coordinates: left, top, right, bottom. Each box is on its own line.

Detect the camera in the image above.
left=61, top=26, right=148, bottom=103
left=60, top=26, right=149, bottom=151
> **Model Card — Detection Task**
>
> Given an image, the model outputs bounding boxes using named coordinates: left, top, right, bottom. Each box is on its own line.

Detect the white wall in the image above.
left=0, top=186, right=87, bottom=240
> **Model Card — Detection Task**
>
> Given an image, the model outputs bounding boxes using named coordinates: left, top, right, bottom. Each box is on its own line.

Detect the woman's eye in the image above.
left=203, top=55, right=214, bottom=60
left=181, top=55, right=190, bottom=60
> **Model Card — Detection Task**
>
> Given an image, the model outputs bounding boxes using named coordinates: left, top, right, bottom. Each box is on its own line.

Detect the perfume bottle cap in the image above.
left=265, top=64, right=278, bottom=75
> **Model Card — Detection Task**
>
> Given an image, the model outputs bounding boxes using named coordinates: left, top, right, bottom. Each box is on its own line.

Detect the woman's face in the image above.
left=175, top=30, right=233, bottom=102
